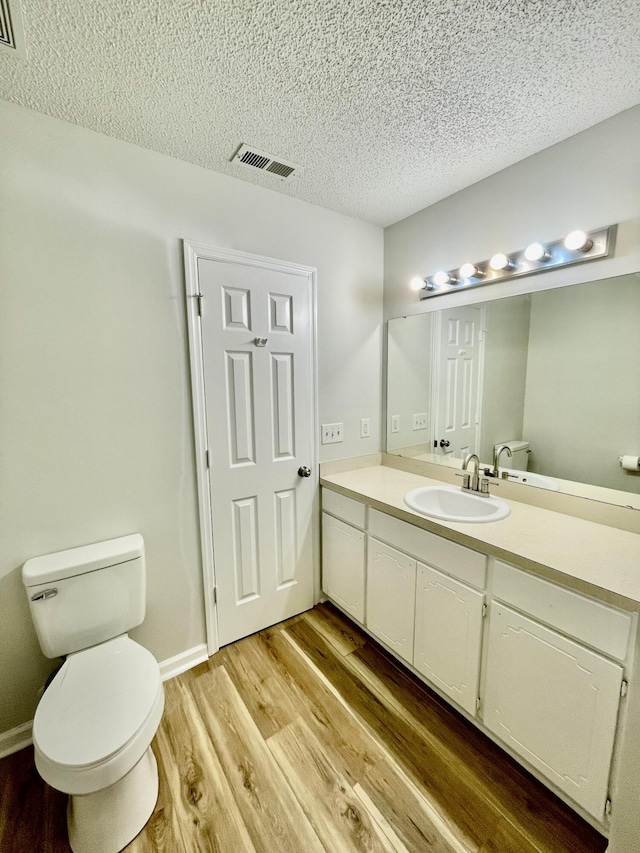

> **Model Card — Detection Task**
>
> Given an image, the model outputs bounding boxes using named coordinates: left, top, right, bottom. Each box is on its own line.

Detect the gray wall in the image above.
left=523, top=275, right=640, bottom=491
left=479, top=296, right=531, bottom=463
left=386, top=314, right=432, bottom=452
left=0, top=99, right=383, bottom=735
left=384, top=106, right=640, bottom=323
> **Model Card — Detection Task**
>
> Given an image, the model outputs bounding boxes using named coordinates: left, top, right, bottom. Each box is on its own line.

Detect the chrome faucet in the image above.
left=461, top=453, right=481, bottom=493
left=460, top=452, right=494, bottom=496
left=493, top=444, right=513, bottom=478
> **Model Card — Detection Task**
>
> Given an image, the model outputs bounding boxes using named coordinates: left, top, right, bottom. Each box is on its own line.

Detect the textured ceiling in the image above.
left=1, top=0, right=640, bottom=226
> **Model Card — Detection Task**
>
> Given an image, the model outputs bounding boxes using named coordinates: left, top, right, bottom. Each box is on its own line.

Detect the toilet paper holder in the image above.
left=618, top=455, right=640, bottom=471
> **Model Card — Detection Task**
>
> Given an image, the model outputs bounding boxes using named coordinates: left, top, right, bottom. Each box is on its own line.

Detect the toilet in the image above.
left=494, top=439, right=530, bottom=471
left=22, top=534, right=164, bottom=853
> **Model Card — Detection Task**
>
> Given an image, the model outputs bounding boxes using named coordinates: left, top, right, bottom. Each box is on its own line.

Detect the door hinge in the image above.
left=482, top=603, right=488, bottom=618
left=476, top=697, right=482, bottom=713
left=196, top=292, right=204, bottom=316
left=621, top=679, right=628, bottom=697
left=213, top=587, right=217, bottom=605
left=205, top=449, right=211, bottom=469
left=605, top=797, right=612, bottom=817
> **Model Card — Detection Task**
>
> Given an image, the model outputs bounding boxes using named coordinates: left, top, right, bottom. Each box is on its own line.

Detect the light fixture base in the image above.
left=418, top=226, right=614, bottom=300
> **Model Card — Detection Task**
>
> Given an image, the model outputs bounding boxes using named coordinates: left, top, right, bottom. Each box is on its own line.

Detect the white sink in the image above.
left=501, top=469, right=560, bottom=492
left=404, top=485, right=510, bottom=523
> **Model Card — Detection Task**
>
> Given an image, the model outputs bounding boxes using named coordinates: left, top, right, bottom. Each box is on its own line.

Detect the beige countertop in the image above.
left=320, top=464, right=640, bottom=608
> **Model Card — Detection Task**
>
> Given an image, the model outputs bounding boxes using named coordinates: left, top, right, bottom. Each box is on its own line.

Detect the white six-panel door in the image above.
left=185, top=245, right=316, bottom=649
left=434, top=306, right=483, bottom=459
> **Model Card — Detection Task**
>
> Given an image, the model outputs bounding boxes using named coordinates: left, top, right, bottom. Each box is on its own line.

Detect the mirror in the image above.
left=386, top=272, right=640, bottom=505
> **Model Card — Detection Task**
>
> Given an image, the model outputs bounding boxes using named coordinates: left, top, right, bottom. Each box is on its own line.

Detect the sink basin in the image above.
left=501, top=469, right=560, bottom=492
left=404, top=485, right=510, bottom=523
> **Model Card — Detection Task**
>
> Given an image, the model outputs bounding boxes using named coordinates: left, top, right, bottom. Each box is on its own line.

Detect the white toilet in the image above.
left=22, top=534, right=165, bottom=853
left=494, top=439, right=531, bottom=471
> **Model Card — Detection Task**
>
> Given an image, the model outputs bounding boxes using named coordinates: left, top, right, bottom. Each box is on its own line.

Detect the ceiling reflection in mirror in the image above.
left=386, top=273, right=640, bottom=504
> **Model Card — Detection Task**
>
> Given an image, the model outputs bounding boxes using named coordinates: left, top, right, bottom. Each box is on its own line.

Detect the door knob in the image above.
left=439, top=439, right=451, bottom=448
left=298, top=466, right=312, bottom=478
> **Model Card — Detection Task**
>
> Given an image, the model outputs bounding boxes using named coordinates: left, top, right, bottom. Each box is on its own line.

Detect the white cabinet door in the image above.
left=484, top=603, right=623, bottom=820
left=321, top=513, right=365, bottom=622
left=366, top=538, right=416, bottom=663
left=413, top=563, right=485, bottom=716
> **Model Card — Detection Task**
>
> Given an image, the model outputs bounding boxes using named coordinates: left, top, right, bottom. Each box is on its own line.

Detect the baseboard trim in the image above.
left=0, top=721, right=33, bottom=760
left=159, top=643, right=209, bottom=682
left=0, top=644, right=210, bottom=759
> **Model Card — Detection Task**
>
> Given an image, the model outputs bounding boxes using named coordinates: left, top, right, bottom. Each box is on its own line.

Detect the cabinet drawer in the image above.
left=369, top=509, right=486, bottom=589
left=322, top=488, right=366, bottom=529
left=493, top=561, right=632, bottom=661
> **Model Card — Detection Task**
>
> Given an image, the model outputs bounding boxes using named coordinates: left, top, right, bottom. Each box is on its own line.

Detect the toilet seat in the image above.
left=33, top=635, right=164, bottom=795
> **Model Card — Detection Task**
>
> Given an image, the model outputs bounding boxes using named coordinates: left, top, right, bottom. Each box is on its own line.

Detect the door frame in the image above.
left=183, top=241, right=319, bottom=656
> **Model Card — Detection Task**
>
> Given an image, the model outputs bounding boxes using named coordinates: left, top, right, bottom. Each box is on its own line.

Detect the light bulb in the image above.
left=564, top=230, right=593, bottom=252
left=459, top=263, right=482, bottom=279
left=432, top=270, right=455, bottom=287
left=489, top=252, right=512, bottom=271
left=410, top=276, right=426, bottom=291
left=524, top=242, right=549, bottom=262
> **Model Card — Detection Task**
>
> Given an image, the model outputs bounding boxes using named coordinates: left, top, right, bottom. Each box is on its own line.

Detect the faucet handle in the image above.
left=455, top=472, right=471, bottom=490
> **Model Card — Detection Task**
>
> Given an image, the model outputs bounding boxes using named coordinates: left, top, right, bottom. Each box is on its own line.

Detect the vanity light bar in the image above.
left=414, top=226, right=615, bottom=300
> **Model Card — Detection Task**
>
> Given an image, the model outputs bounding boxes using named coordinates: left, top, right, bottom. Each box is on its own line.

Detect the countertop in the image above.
left=320, top=464, right=640, bottom=608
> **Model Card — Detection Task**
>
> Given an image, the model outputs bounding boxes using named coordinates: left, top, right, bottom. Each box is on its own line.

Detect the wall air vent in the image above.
left=231, top=144, right=296, bottom=181
left=0, top=0, right=26, bottom=55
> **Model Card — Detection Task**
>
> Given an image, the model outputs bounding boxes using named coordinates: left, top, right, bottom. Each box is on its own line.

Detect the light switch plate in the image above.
left=391, top=415, right=400, bottom=433
left=321, top=423, right=343, bottom=444
left=360, top=418, right=370, bottom=438
left=412, top=412, right=428, bottom=430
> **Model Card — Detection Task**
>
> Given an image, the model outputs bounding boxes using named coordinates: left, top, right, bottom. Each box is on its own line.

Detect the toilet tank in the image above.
left=22, top=534, right=145, bottom=659
left=495, top=440, right=530, bottom=472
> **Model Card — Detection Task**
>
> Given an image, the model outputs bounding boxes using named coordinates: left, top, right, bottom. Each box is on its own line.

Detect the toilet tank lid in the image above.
left=495, top=440, right=530, bottom=453
left=22, top=534, right=144, bottom=587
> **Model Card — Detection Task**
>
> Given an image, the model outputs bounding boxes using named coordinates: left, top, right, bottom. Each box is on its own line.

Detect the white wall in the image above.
left=384, top=106, right=640, bottom=322
left=0, top=99, right=383, bottom=734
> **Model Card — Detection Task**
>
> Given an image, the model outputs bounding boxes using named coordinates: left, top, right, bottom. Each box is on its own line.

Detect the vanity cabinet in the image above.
left=320, top=483, right=637, bottom=825
left=366, top=539, right=416, bottom=663
left=321, top=492, right=366, bottom=622
left=414, top=563, right=485, bottom=716
left=484, top=560, right=632, bottom=819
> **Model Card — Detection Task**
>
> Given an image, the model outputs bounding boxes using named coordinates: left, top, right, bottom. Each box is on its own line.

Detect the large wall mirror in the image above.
left=386, top=272, right=640, bottom=507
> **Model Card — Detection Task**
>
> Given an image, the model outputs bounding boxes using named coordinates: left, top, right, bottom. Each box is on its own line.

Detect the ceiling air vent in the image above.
left=231, top=144, right=296, bottom=181
left=0, top=0, right=25, bottom=54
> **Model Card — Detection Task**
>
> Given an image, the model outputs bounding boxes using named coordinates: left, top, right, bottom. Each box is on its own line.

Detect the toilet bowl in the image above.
left=33, top=635, right=164, bottom=853
left=34, top=635, right=164, bottom=794
left=22, top=535, right=165, bottom=853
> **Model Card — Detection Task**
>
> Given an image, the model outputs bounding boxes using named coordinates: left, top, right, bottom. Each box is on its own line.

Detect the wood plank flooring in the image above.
left=0, top=603, right=607, bottom=853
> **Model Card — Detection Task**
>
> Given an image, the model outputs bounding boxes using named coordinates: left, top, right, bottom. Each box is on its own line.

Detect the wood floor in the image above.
left=0, top=603, right=607, bottom=853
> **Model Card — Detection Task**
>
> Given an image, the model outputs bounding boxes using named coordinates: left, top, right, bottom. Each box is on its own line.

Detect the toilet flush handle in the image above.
left=31, top=588, right=58, bottom=602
